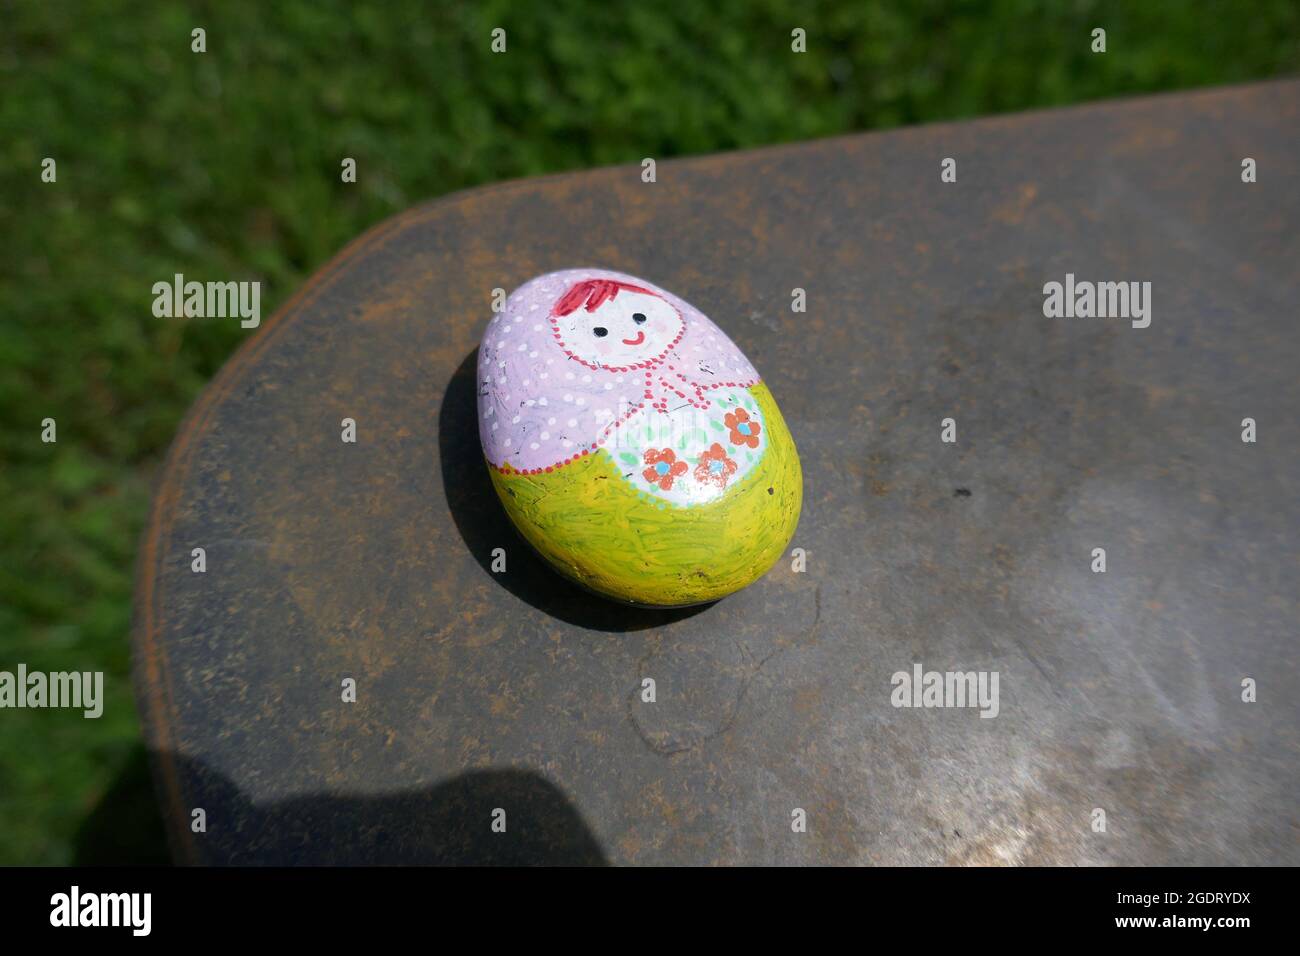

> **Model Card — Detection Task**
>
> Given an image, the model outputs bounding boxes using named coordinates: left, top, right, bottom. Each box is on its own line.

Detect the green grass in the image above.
left=1, top=0, right=1296, bottom=865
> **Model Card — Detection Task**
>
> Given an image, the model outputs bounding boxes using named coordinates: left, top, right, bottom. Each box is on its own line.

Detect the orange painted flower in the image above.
left=725, top=408, right=761, bottom=448
left=694, top=442, right=738, bottom=488
left=642, top=448, right=688, bottom=490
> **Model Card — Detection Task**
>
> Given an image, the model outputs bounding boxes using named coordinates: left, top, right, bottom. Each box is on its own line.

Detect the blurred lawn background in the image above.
left=1, top=0, right=1296, bottom=865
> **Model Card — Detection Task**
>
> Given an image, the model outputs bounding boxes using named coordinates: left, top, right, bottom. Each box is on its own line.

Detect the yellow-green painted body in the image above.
left=489, top=382, right=801, bottom=607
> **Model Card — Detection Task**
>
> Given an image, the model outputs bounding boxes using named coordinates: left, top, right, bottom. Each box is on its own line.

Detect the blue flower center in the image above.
left=655, top=461, right=670, bottom=476
left=709, top=459, right=724, bottom=474
left=737, top=422, right=752, bottom=435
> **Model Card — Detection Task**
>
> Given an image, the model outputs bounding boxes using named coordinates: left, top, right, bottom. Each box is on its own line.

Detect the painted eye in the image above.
left=632, top=312, right=647, bottom=324
left=592, top=327, right=608, bottom=337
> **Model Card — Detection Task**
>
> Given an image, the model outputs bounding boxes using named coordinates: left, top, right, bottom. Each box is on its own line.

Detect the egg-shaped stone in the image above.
left=476, top=268, right=802, bottom=607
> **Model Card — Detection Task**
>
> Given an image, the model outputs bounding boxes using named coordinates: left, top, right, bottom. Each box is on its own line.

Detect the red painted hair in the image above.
left=551, top=278, right=657, bottom=317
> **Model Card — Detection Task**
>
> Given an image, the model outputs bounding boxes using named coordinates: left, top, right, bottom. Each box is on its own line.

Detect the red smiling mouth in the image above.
left=621, top=330, right=646, bottom=346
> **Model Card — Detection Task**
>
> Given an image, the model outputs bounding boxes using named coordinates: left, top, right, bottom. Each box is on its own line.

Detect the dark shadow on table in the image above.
left=78, top=744, right=608, bottom=866
left=439, top=347, right=713, bottom=632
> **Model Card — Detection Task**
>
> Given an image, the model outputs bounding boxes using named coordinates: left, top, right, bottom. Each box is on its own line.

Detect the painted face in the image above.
left=553, top=290, right=683, bottom=369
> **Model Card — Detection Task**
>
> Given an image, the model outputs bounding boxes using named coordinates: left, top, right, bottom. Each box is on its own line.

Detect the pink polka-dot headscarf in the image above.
left=477, top=268, right=758, bottom=474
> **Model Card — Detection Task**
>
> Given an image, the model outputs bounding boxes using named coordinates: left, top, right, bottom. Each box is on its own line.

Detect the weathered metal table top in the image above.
left=134, top=81, right=1299, bottom=865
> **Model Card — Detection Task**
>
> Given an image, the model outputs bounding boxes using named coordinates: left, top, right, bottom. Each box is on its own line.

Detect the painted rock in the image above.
left=476, top=268, right=802, bottom=607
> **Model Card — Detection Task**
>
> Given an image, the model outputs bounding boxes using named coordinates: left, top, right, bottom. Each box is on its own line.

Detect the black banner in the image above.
left=0, top=866, right=1276, bottom=941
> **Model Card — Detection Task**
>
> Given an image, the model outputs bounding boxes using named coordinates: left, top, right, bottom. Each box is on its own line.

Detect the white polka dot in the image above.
left=504, top=438, right=512, bottom=446
left=540, top=432, right=550, bottom=440
left=512, top=415, right=521, bottom=424
left=547, top=417, right=556, bottom=425
left=563, top=394, right=573, bottom=402
left=576, top=398, right=586, bottom=406
left=568, top=418, right=577, bottom=427
left=530, top=442, right=539, bottom=449
left=565, top=372, right=575, bottom=380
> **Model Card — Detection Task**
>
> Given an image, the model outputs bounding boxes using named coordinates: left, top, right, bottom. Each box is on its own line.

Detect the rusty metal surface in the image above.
left=133, top=82, right=1300, bottom=865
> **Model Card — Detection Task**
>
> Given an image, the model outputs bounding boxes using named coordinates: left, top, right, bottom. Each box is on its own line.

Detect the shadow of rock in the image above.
left=438, top=347, right=712, bottom=632
left=121, top=750, right=608, bottom=866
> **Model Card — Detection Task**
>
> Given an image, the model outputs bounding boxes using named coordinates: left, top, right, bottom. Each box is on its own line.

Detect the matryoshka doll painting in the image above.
left=477, top=268, right=801, bottom=607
